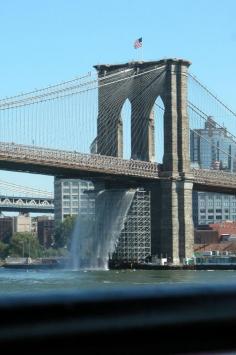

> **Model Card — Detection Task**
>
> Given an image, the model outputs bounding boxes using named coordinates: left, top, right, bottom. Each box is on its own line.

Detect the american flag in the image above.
left=134, top=37, right=142, bottom=49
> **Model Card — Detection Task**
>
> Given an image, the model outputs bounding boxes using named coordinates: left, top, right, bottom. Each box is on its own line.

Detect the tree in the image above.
left=54, top=215, right=77, bottom=248
left=0, top=241, right=9, bottom=259
left=8, top=232, right=43, bottom=258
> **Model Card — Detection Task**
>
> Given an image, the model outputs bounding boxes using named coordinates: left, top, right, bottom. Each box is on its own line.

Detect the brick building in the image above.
left=37, top=216, right=54, bottom=248
left=0, top=216, right=13, bottom=243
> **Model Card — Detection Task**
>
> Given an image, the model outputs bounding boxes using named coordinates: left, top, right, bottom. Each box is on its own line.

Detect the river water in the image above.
left=1, top=268, right=236, bottom=295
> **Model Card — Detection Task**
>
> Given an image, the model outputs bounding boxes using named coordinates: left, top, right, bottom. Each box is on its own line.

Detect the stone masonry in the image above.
left=94, top=59, right=194, bottom=264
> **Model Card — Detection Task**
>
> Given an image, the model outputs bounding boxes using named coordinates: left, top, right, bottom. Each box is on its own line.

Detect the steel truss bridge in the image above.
left=0, top=177, right=54, bottom=213
left=0, top=195, right=54, bottom=213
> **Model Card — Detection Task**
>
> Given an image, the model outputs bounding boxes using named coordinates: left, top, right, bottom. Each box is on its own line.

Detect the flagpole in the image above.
left=140, top=37, right=143, bottom=61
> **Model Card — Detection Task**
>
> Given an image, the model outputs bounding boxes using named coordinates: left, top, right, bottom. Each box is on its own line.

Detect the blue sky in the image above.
left=0, top=0, right=235, bottom=194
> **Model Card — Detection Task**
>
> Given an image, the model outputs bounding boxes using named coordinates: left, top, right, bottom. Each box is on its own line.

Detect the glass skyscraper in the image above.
left=191, top=117, right=236, bottom=225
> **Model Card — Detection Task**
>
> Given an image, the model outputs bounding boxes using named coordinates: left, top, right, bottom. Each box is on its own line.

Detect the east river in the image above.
left=1, top=268, right=236, bottom=294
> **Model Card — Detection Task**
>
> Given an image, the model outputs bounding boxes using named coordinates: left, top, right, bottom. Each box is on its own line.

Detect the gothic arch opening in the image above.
left=153, top=96, right=165, bottom=164
left=121, top=98, right=131, bottom=159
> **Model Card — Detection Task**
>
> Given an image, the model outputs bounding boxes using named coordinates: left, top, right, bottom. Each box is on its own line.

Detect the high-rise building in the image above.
left=191, top=116, right=236, bottom=225
left=54, top=178, right=95, bottom=223
left=190, top=116, right=236, bottom=172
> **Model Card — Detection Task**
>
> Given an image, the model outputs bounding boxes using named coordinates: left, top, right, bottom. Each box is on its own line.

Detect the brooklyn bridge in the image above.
left=0, top=58, right=235, bottom=264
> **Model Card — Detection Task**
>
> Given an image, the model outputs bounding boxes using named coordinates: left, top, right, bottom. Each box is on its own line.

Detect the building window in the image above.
left=216, top=215, right=222, bottom=219
left=207, top=216, right=214, bottom=219
left=216, top=209, right=222, bottom=213
left=200, top=209, right=206, bottom=213
left=208, top=209, right=214, bottom=213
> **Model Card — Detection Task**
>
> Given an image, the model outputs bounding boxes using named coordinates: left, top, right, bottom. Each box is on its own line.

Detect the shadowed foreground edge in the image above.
left=0, top=283, right=235, bottom=354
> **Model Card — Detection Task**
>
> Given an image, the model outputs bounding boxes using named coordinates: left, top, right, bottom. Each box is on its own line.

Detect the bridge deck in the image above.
left=0, top=142, right=160, bottom=180
left=0, top=143, right=235, bottom=192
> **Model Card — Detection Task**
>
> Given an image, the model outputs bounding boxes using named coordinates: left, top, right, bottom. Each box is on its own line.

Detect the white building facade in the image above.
left=54, top=178, right=95, bottom=223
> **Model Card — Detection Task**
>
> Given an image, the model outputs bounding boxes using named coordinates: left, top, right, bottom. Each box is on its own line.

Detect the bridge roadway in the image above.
left=0, top=142, right=235, bottom=193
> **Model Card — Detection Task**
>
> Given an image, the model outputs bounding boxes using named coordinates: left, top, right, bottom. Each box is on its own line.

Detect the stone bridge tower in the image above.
left=94, top=59, right=194, bottom=264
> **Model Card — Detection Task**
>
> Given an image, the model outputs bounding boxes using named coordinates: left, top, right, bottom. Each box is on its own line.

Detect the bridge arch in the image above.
left=153, top=96, right=165, bottom=164
left=95, top=59, right=191, bottom=173
left=121, top=98, right=132, bottom=159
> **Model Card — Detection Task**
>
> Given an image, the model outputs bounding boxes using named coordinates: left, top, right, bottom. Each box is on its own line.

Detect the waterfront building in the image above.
left=12, top=214, right=31, bottom=234
left=191, top=116, right=236, bottom=225
left=0, top=216, right=13, bottom=243
left=193, top=191, right=236, bottom=225
left=37, top=216, right=54, bottom=248
left=54, top=178, right=95, bottom=223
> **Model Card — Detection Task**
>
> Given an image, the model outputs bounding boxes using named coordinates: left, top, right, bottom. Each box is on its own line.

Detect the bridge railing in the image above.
left=0, top=142, right=160, bottom=179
